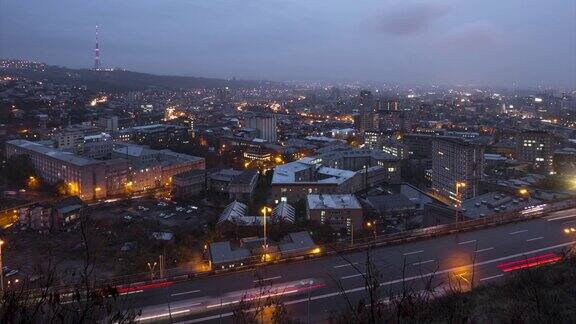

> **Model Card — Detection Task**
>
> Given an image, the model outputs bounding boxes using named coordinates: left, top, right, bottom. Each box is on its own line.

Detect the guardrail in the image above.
left=30, top=199, right=576, bottom=295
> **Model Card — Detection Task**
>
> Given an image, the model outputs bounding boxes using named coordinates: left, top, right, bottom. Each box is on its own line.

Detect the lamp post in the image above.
left=147, top=261, right=157, bottom=280
left=0, top=239, right=4, bottom=295
left=519, top=188, right=531, bottom=203
left=455, top=182, right=466, bottom=223
left=260, top=206, right=272, bottom=250
left=366, top=221, right=377, bottom=241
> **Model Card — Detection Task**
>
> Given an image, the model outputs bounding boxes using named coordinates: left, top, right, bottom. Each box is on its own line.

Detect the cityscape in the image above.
left=0, top=0, right=575, bottom=323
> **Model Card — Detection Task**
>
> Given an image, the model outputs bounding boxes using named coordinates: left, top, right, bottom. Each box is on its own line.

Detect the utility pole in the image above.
left=0, top=239, right=4, bottom=295
left=455, top=182, right=466, bottom=224
left=159, top=254, right=165, bottom=278
left=261, top=206, right=272, bottom=250
left=350, top=223, right=354, bottom=245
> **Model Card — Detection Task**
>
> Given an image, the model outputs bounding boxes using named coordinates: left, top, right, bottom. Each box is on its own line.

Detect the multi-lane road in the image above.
left=120, top=208, right=576, bottom=323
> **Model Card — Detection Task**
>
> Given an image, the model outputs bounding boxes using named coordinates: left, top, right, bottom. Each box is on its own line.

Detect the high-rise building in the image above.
left=245, top=116, right=277, bottom=143
left=516, top=130, right=557, bottom=172
left=354, top=112, right=379, bottom=133
left=97, top=116, right=118, bottom=132
left=359, top=90, right=374, bottom=112
left=431, top=137, right=484, bottom=203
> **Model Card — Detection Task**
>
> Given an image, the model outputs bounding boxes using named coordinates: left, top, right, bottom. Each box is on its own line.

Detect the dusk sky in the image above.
left=1, top=0, right=575, bottom=87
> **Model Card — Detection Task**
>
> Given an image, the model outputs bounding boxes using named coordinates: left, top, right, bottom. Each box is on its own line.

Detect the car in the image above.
left=123, top=215, right=133, bottom=221
left=186, top=209, right=194, bottom=214
left=159, top=212, right=166, bottom=217
left=190, top=205, right=198, bottom=210
left=157, top=202, right=168, bottom=207
left=175, top=207, right=184, bottom=212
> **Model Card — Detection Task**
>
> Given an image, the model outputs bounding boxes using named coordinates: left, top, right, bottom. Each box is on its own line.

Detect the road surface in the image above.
left=119, top=208, right=576, bottom=323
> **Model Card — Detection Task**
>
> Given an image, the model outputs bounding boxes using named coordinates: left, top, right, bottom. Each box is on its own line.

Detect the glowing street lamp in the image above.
left=147, top=261, right=157, bottom=280
left=455, top=182, right=466, bottom=223
left=0, top=239, right=4, bottom=294
left=261, top=206, right=272, bottom=250
left=518, top=188, right=531, bottom=203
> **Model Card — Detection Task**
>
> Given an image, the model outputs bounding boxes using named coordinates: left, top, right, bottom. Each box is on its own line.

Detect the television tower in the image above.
left=93, top=25, right=100, bottom=70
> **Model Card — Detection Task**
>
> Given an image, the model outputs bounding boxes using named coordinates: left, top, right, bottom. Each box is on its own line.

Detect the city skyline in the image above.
left=1, top=0, right=574, bottom=87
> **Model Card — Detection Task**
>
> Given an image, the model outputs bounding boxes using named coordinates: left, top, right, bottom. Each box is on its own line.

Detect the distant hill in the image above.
left=1, top=63, right=271, bottom=92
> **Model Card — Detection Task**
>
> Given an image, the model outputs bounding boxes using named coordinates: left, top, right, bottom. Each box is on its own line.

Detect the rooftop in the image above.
left=272, top=158, right=356, bottom=185
left=7, top=139, right=99, bottom=167
left=209, top=241, right=251, bottom=265
left=307, top=194, right=362, bottom=210
left=279, top=231, right=316, bottom=255
left=367, top=194, right=416, bottom=212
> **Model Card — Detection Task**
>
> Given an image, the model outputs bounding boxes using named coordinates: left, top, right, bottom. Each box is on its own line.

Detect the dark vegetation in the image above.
left=3, top=65, right=271, bottom=92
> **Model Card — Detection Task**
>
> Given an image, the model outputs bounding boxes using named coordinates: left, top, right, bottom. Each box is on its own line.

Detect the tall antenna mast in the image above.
left=94, top=25, right=100, bottom=70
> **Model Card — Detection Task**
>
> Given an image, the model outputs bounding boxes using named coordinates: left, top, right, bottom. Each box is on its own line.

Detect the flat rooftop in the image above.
left=7, top=139, right=98, bottom=167
left=272, top=158, right=356, bottom=185
left=307, top=194, right=361, bottom=210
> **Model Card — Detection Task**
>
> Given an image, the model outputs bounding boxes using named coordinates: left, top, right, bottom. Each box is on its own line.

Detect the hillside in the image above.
left=1, top=64, right=269, bottom=92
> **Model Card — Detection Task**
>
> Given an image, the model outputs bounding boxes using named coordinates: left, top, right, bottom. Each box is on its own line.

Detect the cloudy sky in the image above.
left=1, top=0, right=575, bottom=87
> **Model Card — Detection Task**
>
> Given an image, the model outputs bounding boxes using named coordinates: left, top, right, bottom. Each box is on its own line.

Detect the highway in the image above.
left=119, top=208, right=576, bottom=323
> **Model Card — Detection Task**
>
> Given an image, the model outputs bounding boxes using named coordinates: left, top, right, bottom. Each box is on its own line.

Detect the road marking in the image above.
left=171, top=289, right=200, bottom=297
left=403, top=250, right=424, bottom=256
left=172, top=303, right=201, bottom=309
left=547, top=214, right=576, bottom=221
left=475, top=247, right=494, bottom=253
left=509, top=230, right=528, bottom=235
left=341, top=240, right=575, bottom=280
left=253, top=276, right=281, bottom=283
left=458, top=240, right=476, bottom=245
left=181, top=240, right=576, bottom=323
left=526, top=237, right=544, bottom=242
left=334, top=262, right=358, bottom=268
left=412, top=259, right=435, bottom=266
left=480, top=274, right=504, bottom=282
left=119, top=289, right=144, bottom=296
left=138, top=308, right=191, bottom=321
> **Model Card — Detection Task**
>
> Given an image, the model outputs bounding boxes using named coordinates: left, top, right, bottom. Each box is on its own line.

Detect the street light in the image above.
left=455, top=182, right=466, bottom=223
left=0, top=239, right=4, bottom=295
left=366, top=221, right=377, bottom=240
left=147, top=261, right=157, bottom=280
left=518, top=188, right=531, bottom=204
left=260, top=206, right=272, bottom=250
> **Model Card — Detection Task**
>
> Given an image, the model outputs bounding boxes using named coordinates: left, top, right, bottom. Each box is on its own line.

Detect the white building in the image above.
left=246, top=116, right=277, bottom=143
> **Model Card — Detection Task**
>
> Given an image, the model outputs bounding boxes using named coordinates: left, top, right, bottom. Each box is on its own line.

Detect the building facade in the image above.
left=306, top=194, right=363, bottom=233
left=516, top=130, right=557, bottom=172
left=245, top=116, right=277, bottom=143
left=431, top=137, right=484, bottom=203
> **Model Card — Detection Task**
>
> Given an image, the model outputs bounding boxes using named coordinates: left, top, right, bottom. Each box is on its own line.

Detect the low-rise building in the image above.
left=306, top=194, right=363, bottom=233
left=271, top=157, right=361, bottom=204
left=366, top=194, right=417, bottom=224
left=209, top=241, right=251, bottom=270
left=208, top=169, right=259, bottom=203
left=172, top=170, right=206, bottom=199
left=553, top=148, right=576, bottom=176
left=6, top=139, right=204, bottom=201
left=53, top=196, right=84, bottom=229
